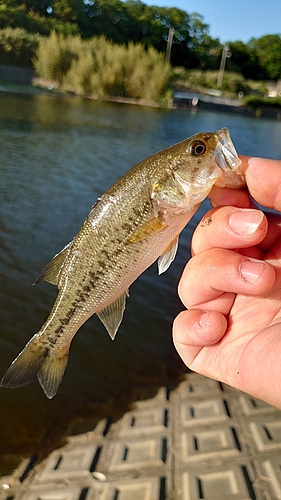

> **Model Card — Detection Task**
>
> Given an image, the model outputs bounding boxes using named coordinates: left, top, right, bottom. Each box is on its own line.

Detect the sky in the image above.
left=144, top=0, right=281, bottom=43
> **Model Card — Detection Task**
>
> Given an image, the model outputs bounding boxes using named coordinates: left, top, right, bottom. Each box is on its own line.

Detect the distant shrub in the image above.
left=34, top=33, right=171, bottom=103
left=218, top=72, right=246, bottom=93
left=180, top=69, right=248, bottom=94
left=243, top=95, right=281, bottom=109
left=0, top=27, right=40, bottom=66
left=172, top=68, right=267, bottom=98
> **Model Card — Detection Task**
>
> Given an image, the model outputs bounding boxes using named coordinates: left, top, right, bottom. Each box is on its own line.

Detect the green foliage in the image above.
left=0, top=5, right=42, bottom=33
left=243, top=95, right=281, bottom=110
left=1, top=0, right=281, bottom=82
left=0, top=0, right=80, bottom=36
left=249, top=35, right=281, bottom=80
left=172, top=68, right=267, bottom=98
left=0, top=26, right=40, bottom=66
left=228, top=40, right=264, bottom=80
left=34, top=32, right=172, bottom=102
left=0, top=0, right=212, bottom=70
left=52, top=0, right=80, bottom=22
left=173, top=68, right=245, bottom=93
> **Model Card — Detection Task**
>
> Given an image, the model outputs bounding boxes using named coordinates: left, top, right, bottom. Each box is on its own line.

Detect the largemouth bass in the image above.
left=1, top=128, right=245, bottom=398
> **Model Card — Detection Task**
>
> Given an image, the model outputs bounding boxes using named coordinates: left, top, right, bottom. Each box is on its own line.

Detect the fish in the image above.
left=1, top=127, right=245, bottom=399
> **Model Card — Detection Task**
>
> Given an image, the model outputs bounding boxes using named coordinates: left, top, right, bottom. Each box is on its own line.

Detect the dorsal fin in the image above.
left=33, top=243, right=71, bottom=287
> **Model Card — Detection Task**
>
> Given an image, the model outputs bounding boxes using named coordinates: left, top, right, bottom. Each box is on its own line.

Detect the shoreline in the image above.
left=1, top=81, right=281, bottom=120
left=0, top=82, right=169, bottom=109
left=173, top=91, right=281, bottom=120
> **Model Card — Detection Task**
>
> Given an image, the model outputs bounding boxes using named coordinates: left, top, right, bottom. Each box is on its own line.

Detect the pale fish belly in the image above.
left=44, top=204, right=199, bottom=341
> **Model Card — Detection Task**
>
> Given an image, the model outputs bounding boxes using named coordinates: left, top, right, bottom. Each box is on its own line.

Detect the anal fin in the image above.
left=37, top=352, right=69, bottom=399
left=97, top=292, right=127, bottom=340
left=158, top=236, right=179, bottom=275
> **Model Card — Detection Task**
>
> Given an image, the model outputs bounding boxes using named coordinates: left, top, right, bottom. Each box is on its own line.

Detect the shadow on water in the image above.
left=1, top=92, right=281, bottom=475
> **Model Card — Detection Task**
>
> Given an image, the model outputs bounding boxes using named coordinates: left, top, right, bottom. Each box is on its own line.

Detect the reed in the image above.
left=34, top=32, right=171, bottom=103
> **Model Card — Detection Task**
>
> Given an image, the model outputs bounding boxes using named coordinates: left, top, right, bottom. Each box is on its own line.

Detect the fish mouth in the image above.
left=214, top=128, right=242, bottom=171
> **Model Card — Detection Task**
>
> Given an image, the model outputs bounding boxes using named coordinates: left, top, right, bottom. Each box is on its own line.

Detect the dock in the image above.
left=1, top=372, right=281, bottom=499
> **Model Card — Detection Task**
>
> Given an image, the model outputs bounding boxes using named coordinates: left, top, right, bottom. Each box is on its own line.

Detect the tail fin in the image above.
left=1, top=335, right=69, bottom=399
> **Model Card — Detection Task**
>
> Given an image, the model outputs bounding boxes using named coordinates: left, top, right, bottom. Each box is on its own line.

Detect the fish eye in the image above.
left=190, top=140, right=207, bottom=156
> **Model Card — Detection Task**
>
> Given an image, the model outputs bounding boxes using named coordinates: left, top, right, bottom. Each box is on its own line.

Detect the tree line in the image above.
left=1, top=0, right=281, bottom=80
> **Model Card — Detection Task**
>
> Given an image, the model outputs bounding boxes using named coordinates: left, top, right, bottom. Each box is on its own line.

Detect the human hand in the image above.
left=173, top=157, right=281, bottom=409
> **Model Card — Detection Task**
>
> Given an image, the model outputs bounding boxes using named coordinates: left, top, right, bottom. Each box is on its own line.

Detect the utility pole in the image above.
left=165, top=27, right=174, bottom=62
left=217, top=44, right=231, bottom=88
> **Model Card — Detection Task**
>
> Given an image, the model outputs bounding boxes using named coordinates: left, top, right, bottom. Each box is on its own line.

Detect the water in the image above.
left=1, top=93, right=281, bottom=474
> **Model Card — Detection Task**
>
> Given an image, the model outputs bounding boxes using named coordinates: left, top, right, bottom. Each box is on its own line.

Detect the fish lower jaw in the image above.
left=153, top=199, right=201, bottom=216
left=214, top=171, right=245, bottom=189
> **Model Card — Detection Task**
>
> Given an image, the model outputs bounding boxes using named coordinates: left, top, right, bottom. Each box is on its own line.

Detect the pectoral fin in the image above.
left=97, top=292, right=128, bottom=340
left=125, top=216, right=167, bottom=245
left=158, top=236, right=179, bottom=275
left=34, top=243, right=71, bottom=287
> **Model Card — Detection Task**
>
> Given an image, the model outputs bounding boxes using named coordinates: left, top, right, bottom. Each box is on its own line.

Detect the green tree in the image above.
left=79, top=0, right=132, bottom=41
left=51, top=0, right=81, bottom=22
left=229, top=40, right=265, bottom=80
left=249, top=35, right=281, bottom=80
left=0, top=0, right=80, bottom=35
left=0, top=26, right=40, bottom=66
left=78, top=0, right=210, bottom=68
left=0, top=0, right=213, bottom=70
left=187, top=13, right=222, bottom=69
left=10, top=0, right=50, bottom=15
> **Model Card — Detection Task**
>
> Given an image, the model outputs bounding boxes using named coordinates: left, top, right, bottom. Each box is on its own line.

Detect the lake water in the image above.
left=1, top=92, right=281, bottom=474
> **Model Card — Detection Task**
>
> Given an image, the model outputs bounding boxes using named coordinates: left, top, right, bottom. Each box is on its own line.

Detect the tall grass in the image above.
left=34, top=31, right=81, bottom=84
left=33, top=32, right=172, bottom=103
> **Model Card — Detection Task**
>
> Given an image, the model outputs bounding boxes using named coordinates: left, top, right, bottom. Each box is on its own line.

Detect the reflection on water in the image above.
left=1, top=92, right=281, bottom=474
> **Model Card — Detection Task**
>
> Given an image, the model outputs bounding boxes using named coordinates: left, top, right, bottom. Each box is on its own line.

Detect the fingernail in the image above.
left=229, top=209, right=263, bottom=235
left=199, top=311, right=210, bottom=328
left=240, top=259, right=265, bottom=282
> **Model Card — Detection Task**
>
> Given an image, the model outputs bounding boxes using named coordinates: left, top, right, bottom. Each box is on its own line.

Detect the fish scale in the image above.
left=1, top=128, right=245, bottom=398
